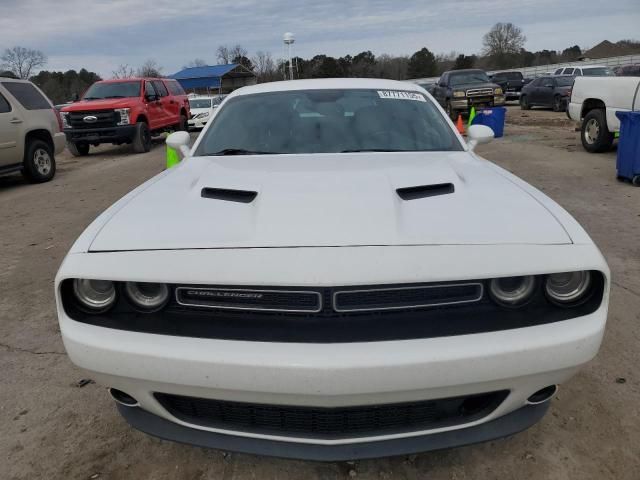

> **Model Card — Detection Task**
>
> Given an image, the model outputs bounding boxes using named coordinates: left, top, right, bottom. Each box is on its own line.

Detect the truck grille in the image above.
left=67, top=110, right=118, bottom=129
left=154, top=391, right=508, bottom=439
left=466, top=88, right=494, bottom=97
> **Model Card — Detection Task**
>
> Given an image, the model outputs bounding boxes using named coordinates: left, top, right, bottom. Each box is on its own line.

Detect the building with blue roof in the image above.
left=169, top=63, right=256, bottom=94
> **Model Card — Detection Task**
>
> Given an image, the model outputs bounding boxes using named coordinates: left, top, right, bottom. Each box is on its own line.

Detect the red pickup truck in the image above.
left=60, top=78, right=190, bottom=156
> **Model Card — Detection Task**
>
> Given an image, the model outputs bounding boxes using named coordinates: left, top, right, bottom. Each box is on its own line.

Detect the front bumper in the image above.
left=64, top=125, right=136, bottom=144
left=188, top=118, right=208, bottom=129
left=450, top=95, right=506, bottom=111
left=53, top=132, right=66, bottom=155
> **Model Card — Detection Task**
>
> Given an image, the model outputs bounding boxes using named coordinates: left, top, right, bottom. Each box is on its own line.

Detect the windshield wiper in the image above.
left=341, top=149, right=414, bottom=153
left=104, top=95, right=126, bottom=98
left=211, top=148, right=280, bottom=156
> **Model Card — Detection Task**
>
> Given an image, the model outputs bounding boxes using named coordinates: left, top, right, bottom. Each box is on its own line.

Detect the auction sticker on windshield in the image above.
left=377, top=90, right=426, bottom=101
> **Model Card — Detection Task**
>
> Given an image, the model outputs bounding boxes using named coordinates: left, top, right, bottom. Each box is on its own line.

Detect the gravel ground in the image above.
left=1, top=107, right=638, bottom=479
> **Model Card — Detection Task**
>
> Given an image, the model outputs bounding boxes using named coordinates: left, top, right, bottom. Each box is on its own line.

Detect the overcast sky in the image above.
left=1, top=0, right=638, bottom=77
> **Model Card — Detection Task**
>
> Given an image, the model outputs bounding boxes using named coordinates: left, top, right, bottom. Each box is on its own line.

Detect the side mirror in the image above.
left=166, top=131, right=191, bottom=159
left=467, top=124, right=494, bottom=151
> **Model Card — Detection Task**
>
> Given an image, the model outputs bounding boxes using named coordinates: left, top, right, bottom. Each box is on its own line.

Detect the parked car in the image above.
left=568, top=76, right=640, bottom=152
left=431, top=69, right=505, bottom=120
left=60, top=78, right=190, bottom=156
left=553, top=65, right=615, bottom=77
left=613, top=64, right=640, bottom=76
left=0, top=77, right=65, bottom=183
left=520, top=76, right=574, bottom=112
left=187, top=94, right=227, bottom=130
left=490, top=71, right=525, bottom=100
left=56, top=78, right=610, bottom=461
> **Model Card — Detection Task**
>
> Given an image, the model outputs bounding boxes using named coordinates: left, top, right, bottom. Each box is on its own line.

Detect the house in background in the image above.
left=170, top=64, right=256, bottom=95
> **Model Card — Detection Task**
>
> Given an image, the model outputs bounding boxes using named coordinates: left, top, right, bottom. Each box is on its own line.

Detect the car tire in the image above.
left=552, top=95, right=563, bottom=112
left=132, top=121, right=151, bottom=153
left=581, top=109, right=614, bottom=153
left=177, top=114, right=188, bottom=132
left=520, top=95, right=530, bottom=110
left=68, top=141, right=90, bottom=156
left=632, top=175, right=640, bottom=187
left=23, top=139, right=56, bottom=183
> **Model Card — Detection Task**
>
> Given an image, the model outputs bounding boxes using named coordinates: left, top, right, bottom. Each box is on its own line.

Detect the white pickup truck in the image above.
left=568, top=77, right=640, bottom=153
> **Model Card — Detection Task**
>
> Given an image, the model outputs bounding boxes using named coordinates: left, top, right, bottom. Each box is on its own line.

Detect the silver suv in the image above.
left=0, top=78, right=65, bottom=183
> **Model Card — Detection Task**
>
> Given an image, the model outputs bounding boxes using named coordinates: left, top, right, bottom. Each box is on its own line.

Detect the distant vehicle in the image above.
left=520, top=76, right=574, bottom=112
left=187, top=94, right=227, bottom=130
left=60, top=78, right=191, bottom=156
left=0, top=77, right=65, bottom=183
left=416, top=80, right=437, bottom=96
left=567, top=77, right=640, bottom=152
left=613, top=65, right=640, bottom=77
left=431, top=69, right=505, bottom=120
left=553, top=65, right=615, bottom=77
left=490, top=71, right=525, bottom=100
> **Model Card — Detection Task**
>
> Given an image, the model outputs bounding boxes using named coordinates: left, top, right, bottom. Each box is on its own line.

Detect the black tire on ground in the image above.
left=132, top=121, right=151, bottom=153
left=520, top=95, right=530, bottom=110
left=22, top=139, right=56, bottom=183
left=68, top=141, right=90, bottom=156
left=177, top=114, right=188, bottom=132
left=632, top=175, right=640, bottom=187
left=552, top=95, right=563, bottom=112
left=581, top=109, right=614, bottom=153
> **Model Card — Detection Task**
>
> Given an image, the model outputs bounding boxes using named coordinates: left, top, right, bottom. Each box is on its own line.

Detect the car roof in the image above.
left=0, top=77, right=30, bottom=82
left=230, top=78, right=424, bottom=98
left=97, top=78, right=172, bottom=83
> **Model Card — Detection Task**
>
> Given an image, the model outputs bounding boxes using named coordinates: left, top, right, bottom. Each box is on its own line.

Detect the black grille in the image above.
left=176, top=287, right=321, bottom=312
left=68, top=110, right=118, bottom=129
left=154, top=391, right=508, bottom=439
left=334, top=283, right=482, bottom=312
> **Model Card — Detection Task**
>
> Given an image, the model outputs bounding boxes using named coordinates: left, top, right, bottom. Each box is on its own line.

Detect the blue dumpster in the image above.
left=471, top=107, right=506, bottom=138
left=615, top=111, right=640, bottom=185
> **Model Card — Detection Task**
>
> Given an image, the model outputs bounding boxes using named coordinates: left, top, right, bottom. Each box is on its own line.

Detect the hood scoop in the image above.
left=201, top=187, right=257, bottom=204
left=396, top=183, right=455, bottom=201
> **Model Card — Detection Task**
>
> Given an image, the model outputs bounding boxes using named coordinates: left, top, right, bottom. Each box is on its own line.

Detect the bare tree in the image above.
left=252, top=51, right=278, bottom=82
left=230, top=45, right=248, bottom=61
left=216, top=46, right=231, bottom=64
left=183, top=58, right=207, bottom=69
left=112, top=64, right=135, bottom=79
left=1, top=46, right=47, bottom=79
left=136, top=59, right=163, bottom=78
left=482, top=23, right=526, bottom=57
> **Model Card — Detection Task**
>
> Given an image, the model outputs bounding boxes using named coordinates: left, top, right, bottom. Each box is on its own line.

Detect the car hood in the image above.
left=88, top=152, right=571, bottom=251
left=62, top=98, right=136, bottom=111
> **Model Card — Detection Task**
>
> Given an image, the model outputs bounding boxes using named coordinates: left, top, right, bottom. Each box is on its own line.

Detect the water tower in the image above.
left=283, top=32, right=295, bottom=80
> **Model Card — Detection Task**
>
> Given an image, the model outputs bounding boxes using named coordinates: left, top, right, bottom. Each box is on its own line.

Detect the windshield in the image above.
left=189, top=98, right=212, bottom=109
left=556, top=77, right=574, bottom=87
left=582, top=67, right=615, bottom=77
left=195, top=89, right=462, bottom=156
left=450, top=71, right=490, bottom=85
left=83, top=81, right=141, bottom=100
left=495, top=72, right=523, bottom=80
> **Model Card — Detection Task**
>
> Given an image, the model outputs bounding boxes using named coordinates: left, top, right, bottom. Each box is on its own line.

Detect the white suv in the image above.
left=553, top=65, right=615, bottom=77
left=0, top=77, right=66, bottom=183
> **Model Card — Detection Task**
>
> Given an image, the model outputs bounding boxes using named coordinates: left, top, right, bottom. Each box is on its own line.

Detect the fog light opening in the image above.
left=526, top=385, right=558, bottom=405
left=108, top=388, right=139, bottom=407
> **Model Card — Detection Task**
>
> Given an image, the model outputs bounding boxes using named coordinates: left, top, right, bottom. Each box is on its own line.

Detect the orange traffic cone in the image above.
left=456, top=114, right=465, bottom=135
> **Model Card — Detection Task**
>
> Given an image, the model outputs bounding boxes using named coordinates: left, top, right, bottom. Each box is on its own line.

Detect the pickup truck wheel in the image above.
left=520, top=95, right=530, bottom=110
left=23, top=139, right=56, bottom=183
left=132, top=121, right=151, bottom=153
left=581, top=109, right=614, bottom=153
left=177, top=114, right=188, bottom=132
left=552, top=95, right=562, bottom=112
left=68, top=141, right=90, bottom=156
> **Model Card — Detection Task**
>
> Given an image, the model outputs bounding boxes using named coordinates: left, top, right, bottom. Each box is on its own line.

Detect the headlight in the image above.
left=73, top=279, right=116, bottom=311
left=115, top=108, right=131, bottom=126
left=125, top=282, right=169, bottom=311
left=494, top=88, right=503, bottom=95
left=545, top=271, right=591, bottom=305
left=453, top=91, right=466, bottom=98
left=60, top=112, right=70, bottom=129
left=489, top=276, right=536, bottom=307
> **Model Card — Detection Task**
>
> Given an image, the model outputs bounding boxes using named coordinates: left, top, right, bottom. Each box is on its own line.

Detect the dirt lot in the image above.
left=1, top=107, right=639, bottom=480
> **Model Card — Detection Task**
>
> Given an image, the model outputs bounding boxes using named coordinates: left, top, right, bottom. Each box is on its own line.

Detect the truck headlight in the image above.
left=494, top=88, right=503, bottom=95
left=115, top=108, right=131, bottom=126
left=60, top=112, right=70, bottom=129
left=453, top=91, right=466, bottom=98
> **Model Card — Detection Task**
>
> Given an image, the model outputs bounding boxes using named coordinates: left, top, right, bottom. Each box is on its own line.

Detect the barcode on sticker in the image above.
left=377, top=91, right=426, bottom=102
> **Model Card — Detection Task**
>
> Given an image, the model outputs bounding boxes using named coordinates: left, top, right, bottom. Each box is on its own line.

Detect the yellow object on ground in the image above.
left=468, top=107, right=476, bottom=127
left=166, top=146, right=180, bottom=169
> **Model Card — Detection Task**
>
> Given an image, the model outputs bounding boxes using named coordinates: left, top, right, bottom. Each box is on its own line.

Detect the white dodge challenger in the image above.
left=55, top=79, right=609, bottom=461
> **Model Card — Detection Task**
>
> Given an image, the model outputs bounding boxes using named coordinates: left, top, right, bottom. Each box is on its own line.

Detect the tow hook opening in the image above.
left=108, top=388, right=139, bottom=407
left=526, top=385, right=558, bottom=405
